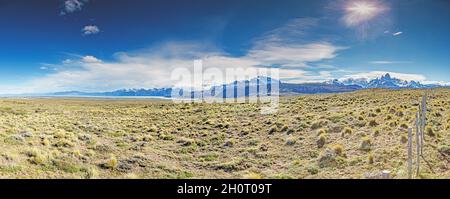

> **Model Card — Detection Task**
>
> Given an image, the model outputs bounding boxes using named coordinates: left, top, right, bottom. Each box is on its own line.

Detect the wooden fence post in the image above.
left=407, top=128, right=413, bottom=179
left=420, top=94, right=426, bottom=155
left=415, top=122, right=420, bottom=177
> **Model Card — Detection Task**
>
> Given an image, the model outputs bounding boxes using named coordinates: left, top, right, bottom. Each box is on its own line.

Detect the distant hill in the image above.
left=280, top=82, right=362, bottom=94
left=51, top=88, right=173, bottom=97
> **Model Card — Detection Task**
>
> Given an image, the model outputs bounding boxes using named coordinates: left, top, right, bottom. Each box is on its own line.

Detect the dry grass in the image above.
left=0, top=88, right=449, bottom=179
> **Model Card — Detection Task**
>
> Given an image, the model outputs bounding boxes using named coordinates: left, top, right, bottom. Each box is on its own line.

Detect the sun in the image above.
left=343, top=0, right=387, bottom=27
left=347, top=2, right=378, bottom=16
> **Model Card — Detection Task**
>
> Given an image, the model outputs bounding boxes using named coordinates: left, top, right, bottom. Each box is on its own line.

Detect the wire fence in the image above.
left=407, top=93, right=427, bottom=179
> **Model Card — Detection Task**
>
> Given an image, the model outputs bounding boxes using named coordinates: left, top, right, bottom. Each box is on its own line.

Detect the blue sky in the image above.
left=0, top=0, right=449, bottom=93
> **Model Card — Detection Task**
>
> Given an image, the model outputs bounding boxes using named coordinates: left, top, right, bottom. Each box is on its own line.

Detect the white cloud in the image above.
left=340, top=71, right=427, bottom=82
left=3, top=39, right=345, bottom=93
left=82, top=25, right=100, bottom=35
left=249, top=17, right=346, bottom=69
left=421, top=81, right=450, bottom=86
left=61, top=0, right=88, bottom=15
left=278, top=70, right=336, bottom=84
left=383, top=30, right=403, bottom=36
left=82, top=55, right=102, bottom=63
left=0, top=17, right=348, bottom=94
left=247, top=43, right=345, bottom=68
left=319, top=71, right=332, bottom=78
left=62, top=59, right=74, bottom=64
left=369, top=60, right=412, bottom=64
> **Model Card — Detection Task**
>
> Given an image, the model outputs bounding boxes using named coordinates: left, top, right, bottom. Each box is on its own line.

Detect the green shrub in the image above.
left=224, top=139, right=234, bottom=147
left=388, top=121, right=396, bottom=127
left=26, top=149, right=47, bottom=165
left=199, top=153, right=219, bottom=162
left=317, top=128, right=328, bottom=136
left=342, top=127, right=352, bottom=135
left=332, top=144, right=344, bottom=156
left=243, top=172, right=263, bottom=179
left=400, top=123, right=409, bottom=129
left=307, top=165, right=319, bottom=175
left=41, top=138, right=50, bottom=146
left=426, top=127, right=435, bottom=137
left=317, top=149, right=342, bottom=168
left=53, top=159, right=82, bottom=173
left=286, top=137, right=297, bottom=146
left=368, top=119, right=378, bottom=127
left=53, top=139, right=75, bottom=148
left=367, top=153, right=374, bottom=164
left=286, top=128, right=295, bottom=135
left=148, top=125, right=158, bottom=132
left=102, top=155, right=118, bottom=170
left=311, top=120, right=328, bottom=130
left=4, top=135, right=25, bottom=145
left=356, top=121, right=366, bottom=127
left=84, top=166, right=98, bottom=179
left=373, top=129, right=380, bottom=137
left=437, top=145, right=450, bottom=155
left=280, top=125, right=289, bottom=132
left=177, top=137, right=195, bottom=146
left=317, top=134, right=327, bottom=148
left=368, top=113, right=377, bottom=117
left=158, top=133, right=175, bottom=140
left=268, top=126, right=278, bottom=134
left=360, top=136, right=372, bottom=151
left=400, top=135, right=408, bottom=143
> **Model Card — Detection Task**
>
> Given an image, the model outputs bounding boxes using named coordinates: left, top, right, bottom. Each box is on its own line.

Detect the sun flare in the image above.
left=343, top=0, right=386, bottom=27
left=347, top=2, right=377, bottom=15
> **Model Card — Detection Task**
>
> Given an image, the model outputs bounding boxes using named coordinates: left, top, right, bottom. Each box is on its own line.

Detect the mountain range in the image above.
left=328, top=73, right=444, bottom=89
left=47, top=73, right=448, bottom=98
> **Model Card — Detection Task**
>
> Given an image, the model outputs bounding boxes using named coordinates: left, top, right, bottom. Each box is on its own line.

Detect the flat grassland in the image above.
left=0, top=89, right=449, bottom=179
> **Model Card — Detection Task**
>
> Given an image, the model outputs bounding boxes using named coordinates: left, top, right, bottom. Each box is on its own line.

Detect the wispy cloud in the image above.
left=255, top=18, right=319, bottom=44
left=384, top=30, right=403, bottom=36
left=251, top=17, right=346, bottom=68
left=247, top=43, right=345, bottom=68
left=63, top=59, right=74, bottom=65
left=392, top=31, right=403, bottom=36
left=61, top=0, right=88, bottom=15
left=278, top=70, right=335, bottom=84
left=82, top=25, right=100, bottom=35
left=369, top=60, right=412, bottom=64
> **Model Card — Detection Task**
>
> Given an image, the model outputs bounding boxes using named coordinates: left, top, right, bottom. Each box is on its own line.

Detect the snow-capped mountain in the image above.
left=45, top=73, right=448, bottom=98
left=329, top=73, right=441, bottom=89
